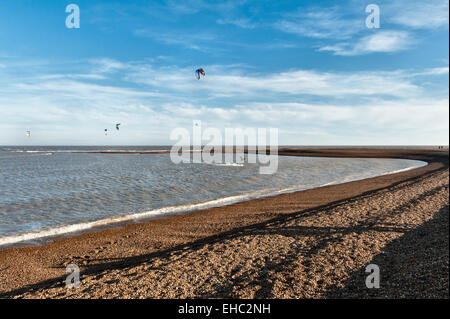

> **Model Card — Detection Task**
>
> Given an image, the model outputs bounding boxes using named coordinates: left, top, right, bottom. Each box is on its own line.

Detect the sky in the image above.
left=0, top=0, right=448, bottom=145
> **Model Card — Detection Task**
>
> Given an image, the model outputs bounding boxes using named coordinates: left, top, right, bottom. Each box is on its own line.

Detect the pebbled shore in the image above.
left=0, top=148, right=448, bottom=299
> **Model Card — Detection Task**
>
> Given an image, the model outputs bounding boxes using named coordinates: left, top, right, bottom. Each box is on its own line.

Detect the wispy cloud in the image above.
left=387, top=0, right=449, bottom=29
left=274, top=1, right=447, bottom=57
left=216, top=18, right=256, bottom=29
left=133, top=29, right=216, bottom=51
left=39, top=74, right=107, bottom=80
left=275, top=7, right=363, bottom=40
left=320, top=31, right=413, bottom=56
left=1, top=56, right=448, bottom=145
left=90, top=58, right=129, bottom=73
left=126, top=64, right=422, bottom=98
left=412, top=66, right=449, bottom=76
left=166, top=0, right=248, bottom=15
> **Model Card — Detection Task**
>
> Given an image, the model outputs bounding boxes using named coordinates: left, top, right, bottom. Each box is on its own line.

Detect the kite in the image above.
left=195, top=68, right=205, bottom=80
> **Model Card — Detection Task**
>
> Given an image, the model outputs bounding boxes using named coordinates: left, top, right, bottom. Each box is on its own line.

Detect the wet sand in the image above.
left=0, top=148, right=448, bottom=298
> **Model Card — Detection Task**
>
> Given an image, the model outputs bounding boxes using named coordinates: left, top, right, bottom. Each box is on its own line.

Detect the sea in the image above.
left=0, top=146, right=427, bottom=247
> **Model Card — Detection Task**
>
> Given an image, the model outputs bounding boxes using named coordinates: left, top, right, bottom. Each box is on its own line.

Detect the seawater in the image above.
left=0, top=146, right=427, bottom=246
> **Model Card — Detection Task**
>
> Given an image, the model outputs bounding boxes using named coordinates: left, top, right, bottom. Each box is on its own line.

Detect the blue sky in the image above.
left=0, top=0, right=448, bottom=145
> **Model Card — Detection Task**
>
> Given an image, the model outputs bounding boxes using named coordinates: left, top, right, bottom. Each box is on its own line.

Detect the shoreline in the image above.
left=0, top=147, right=448, bottom=298
left=0, top=156, right=427, bottom=249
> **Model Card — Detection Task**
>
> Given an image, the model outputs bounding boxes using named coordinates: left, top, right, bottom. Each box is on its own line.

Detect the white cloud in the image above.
left=275, top=7, right=363, bottom=40
left=217, top=18, right=256, bottom=29
left=412, top=67, right=449, bottom=76
left=275, top=1, right=447, bottom=57
left=90, top=58, right=128, bottom=73
left=320, top=31, right=413, bottom=56
left=148, top=98, right=449, bottom=145
left=0, top=59, right=448, bottom=145
left=39, top=74, right=107, bottom=80
left=134, top=29, right=216, bottom=51
left=12, top=80, right=162, bottom=99
left=387, top=0, right=449, bottom=29
left=166, top=0, right=244, bottom=15
left=127, top=65, right=421, bottom=98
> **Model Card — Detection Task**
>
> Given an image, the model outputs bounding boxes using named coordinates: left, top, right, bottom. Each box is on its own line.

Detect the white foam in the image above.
left=0, top=152, right=53, bottom=159
left=0, top=191, right=268, bottom=247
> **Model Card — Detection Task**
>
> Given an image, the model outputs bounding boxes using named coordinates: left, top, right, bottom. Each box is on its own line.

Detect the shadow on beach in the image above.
left=325, top=205, right=449, bottom=299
